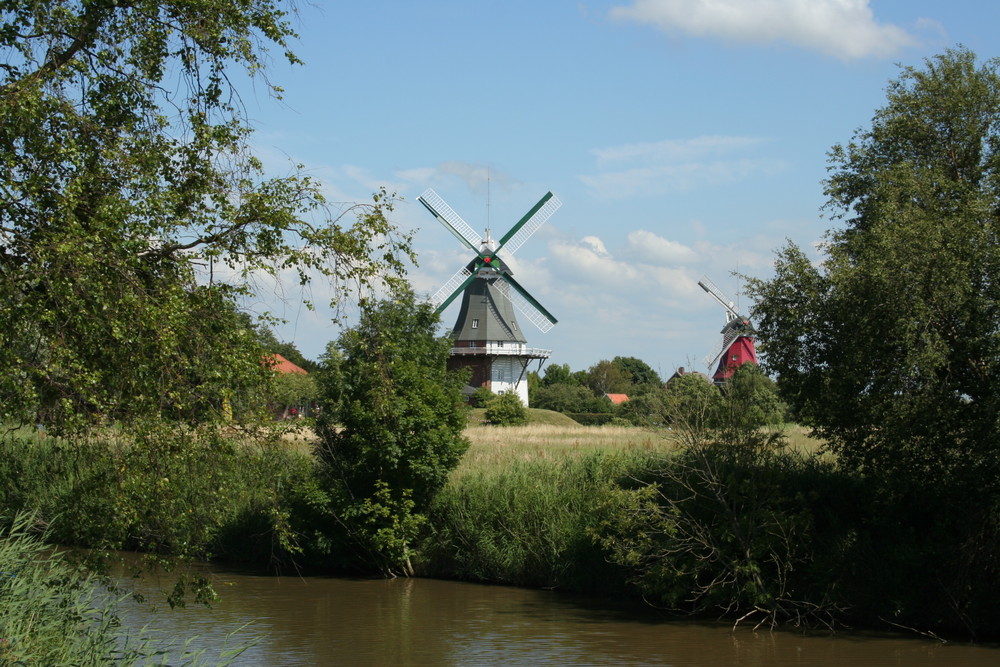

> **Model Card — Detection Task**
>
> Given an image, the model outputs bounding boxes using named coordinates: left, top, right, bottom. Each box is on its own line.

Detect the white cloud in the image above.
left=593, top=136, right=765, bottom=165
left=394, top=166, right=437, bottom=184
left=626, top=229, right=699, bottom=264
left=609, top=0, right=919, bottom=60
left=580, top=157, right=785, bottom=199
left=581, top=235, right=610, bottom=256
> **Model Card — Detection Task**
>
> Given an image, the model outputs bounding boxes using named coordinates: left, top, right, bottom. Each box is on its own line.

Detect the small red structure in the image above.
left=604, top=393, right=630, bottom=405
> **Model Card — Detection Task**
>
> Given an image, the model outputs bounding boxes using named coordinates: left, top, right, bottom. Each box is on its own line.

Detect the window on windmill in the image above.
left=511, top=320, right=518, bottom=331
left=471, top=319, right=479, bottom=329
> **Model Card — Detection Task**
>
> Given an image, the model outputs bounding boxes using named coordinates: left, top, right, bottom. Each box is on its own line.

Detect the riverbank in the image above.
left=1, top=417, right=998, bottom=642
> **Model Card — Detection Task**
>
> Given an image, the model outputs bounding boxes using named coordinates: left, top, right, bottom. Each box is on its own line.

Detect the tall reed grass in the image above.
left=0, top=513, right=251, bottom=665
left=421, top=450, right=659, bottom=593
left=0, top=426, right=312, bottom=565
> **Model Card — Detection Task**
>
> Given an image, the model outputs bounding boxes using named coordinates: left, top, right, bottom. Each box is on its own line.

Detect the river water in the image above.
left=117, top=563, right=999, bottom=666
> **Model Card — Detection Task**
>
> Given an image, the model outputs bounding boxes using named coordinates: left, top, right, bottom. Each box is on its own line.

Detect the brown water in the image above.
left=120, top=566, right=999, bottom=666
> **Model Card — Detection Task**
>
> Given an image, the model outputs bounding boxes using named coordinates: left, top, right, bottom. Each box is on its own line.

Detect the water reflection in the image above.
left=119, top=564, right=999, bottom=666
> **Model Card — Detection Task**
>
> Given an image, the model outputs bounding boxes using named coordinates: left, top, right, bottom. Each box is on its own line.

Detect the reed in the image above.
left=422, top=451, right=651, bottom=592
left=0, top=513, right=251, bottom=665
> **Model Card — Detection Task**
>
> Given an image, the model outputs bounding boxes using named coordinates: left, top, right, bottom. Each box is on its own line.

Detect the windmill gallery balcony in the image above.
left=449, top=342, right=551, bottom=360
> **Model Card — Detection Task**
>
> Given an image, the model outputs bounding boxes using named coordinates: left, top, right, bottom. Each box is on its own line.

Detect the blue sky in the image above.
left=243, top=0, right=998, bottom=378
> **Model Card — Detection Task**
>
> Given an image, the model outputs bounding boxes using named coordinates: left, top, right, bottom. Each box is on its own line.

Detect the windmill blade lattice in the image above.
left=431, top=266, right=473, bottom=309
left=496, top=192, right=561, bottom=257
left=418, top=189, right=483, bottom=251
left=704, top=328, right=740, bottom=368
left=495, top=278, right=556, bottom=333
left=421, top=188, right=559, bottom=333
left=698, top=275, right=739, bottom=322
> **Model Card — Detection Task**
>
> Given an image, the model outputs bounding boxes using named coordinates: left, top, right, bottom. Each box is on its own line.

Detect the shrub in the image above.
left=483, top=392, right=528, bottom=426
left=313, top=291, right=468, bottom=575
left=421, top=453, right=639, bottom=592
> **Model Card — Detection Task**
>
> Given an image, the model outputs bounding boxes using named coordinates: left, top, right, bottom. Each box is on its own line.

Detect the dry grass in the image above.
left=456, top=422, right=678, bottom=477
left=782, top=424, right=829, bottom=458
left=270, top=411, right=830, bottom=473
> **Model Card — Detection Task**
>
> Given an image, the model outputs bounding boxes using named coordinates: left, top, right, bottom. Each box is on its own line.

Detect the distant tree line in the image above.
left=529, top=356, right=784, bottom=428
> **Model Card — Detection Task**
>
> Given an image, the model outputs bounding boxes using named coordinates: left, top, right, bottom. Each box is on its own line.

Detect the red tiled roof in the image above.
left=266, top=353, right=308, bottom=375
left=605, top=393, right=630, bottom=405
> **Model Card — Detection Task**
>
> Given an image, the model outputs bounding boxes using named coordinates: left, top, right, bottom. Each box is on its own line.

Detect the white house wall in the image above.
left=490, top=357, right=529, bottom=406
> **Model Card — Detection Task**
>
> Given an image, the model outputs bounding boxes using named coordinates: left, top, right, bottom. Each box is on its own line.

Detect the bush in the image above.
left=469, top=386, right=496, bottom=407
left=0, top=426, right=310, bottom=568
left=313, top=291, right=468, bottom=575
left=483, top=392, right=528, bottom=426
left=420, top=453, right=638, bottom=592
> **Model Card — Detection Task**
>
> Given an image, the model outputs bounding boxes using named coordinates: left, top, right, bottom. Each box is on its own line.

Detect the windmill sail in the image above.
left=422, top=189, right=558, bottom=333
left=418, top=189, right=482, bottom=252
left=699, top=273, right=759, bottom=384
left=698, top=276, right=739, bottom=322
left=431, top=266, right=473, bottom=310
left=496, top=192, right=561, bottom=257
left=494, top=277, right=556, bottom=333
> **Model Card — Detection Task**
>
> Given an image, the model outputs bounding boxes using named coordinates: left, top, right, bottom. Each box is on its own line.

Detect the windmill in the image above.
left=417, top=188, right=561, bottom=406
left=698, top=275, right=758, bottom=386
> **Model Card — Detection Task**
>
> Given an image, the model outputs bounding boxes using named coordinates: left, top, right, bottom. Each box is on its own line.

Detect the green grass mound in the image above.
left=467, top=408, right=582, bottom=428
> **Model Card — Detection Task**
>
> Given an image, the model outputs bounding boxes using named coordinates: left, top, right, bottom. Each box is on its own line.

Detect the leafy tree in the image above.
left=470, top=385, right=496, bottom=408
left=586, top=360, right=630, bottom=396
left=314, top=290, right=469, bottom=574
left=531, top=383, right=601, bottom=413
left=612, top=356, right=662, bottom=391
left=715, top=364, right=785, bottom=449
left=483, top=392, right=529, bottom=426
left=0, top=2, right=412, bottom=430
left=540, top=363, right=578, bottom=387
left=747, top=47, right=1000, bottom=484
left=616, top=391, right=668, bottom=427
left=663, top=372, right=721, bottom=435
left=270, top=372, right=318, bottom=419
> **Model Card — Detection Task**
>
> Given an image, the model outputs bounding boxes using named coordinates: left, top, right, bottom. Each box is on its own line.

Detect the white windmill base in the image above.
left=448, top=343, right=551, bottom=406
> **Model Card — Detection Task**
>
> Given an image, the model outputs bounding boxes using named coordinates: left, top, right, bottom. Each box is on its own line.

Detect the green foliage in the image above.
left=747, top=47, right=1000, bottom=487
left=594, top=446, right=842, bottom=630
left=586, top=359, right=630, bottom=395
left=616, top=391, right=668, bottom=426
left=540, top=363, right=578, bottom=387
left=0, top=513, right=253, bottom=665
left=269, top=372, right=318, bottom=416
left=0, top=1, right=413, bottom=431
left=314, top=290, right=469, bottom=574
left=716, top=365, right=785, bottom=447
left=483, top=392, right=528, bottom=426
left=0, top=427, right=310, bottom=567
left=531, top=383, right=601, bottom=413
left=470, top=385, right=496, bottom=408
left=612, top=356, right=662, bottom=390
left=663, top=372, right=721, bottom=434
left=422, top=454, right=633, bottom=592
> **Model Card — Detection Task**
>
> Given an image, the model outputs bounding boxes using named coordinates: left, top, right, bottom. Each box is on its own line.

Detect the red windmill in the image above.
left=698, top=275, right=758, bottom=386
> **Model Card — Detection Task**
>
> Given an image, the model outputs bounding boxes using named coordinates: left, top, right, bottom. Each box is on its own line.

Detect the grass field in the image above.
left=281, top=409, right=827, bottom=474
left=458, top=409, right=678, bottom=477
